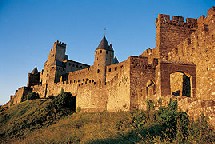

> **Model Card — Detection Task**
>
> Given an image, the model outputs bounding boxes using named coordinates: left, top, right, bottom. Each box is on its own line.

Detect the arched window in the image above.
left=146, top=80, right=156, bottom=97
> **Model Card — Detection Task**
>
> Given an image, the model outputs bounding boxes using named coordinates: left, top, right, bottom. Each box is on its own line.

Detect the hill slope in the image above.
left=0, top=95, right=214, bottom=144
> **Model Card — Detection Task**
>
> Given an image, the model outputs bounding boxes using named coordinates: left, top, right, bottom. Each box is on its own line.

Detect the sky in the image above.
left=0, top=0, right=214, bottom=105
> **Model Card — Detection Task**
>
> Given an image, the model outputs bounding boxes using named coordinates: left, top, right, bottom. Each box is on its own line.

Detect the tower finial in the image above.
left=104, top=27, right=107, bottom=36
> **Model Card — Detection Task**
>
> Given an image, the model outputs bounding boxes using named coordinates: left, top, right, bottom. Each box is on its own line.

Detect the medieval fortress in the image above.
left=8, top=7, right=215, bottom=116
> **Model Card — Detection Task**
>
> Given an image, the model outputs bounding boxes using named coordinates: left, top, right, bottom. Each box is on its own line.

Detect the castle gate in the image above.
left=170, top=72, right=191, bottom=97
left=159, top=62, right=196, bottom=97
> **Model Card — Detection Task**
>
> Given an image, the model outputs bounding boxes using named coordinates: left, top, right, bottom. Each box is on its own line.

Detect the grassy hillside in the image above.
left=0, top=94, right=214, bottom=144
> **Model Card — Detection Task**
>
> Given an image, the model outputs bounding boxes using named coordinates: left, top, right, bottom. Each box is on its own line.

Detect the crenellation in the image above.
left=186, top=18, right=197, bottom=26
left=168, top=10, right=215, bottom=100
left=172, top=16, right=184, bottom=25
left=7, top=7, right=215, bottom=116
left=156, top=14, right=170, bottom=24
left=55, top=40, right=66, bottom=48
left=207, top=6, right=215, bottom=16
left=157, top=14, right=197, bottom=28
left=156, top=13, right=199, bottom=60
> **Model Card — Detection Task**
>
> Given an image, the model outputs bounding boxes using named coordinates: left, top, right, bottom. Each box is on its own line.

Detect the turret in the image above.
left=156, top=14, right=197, bottom=60
left=41, top=40, right=67, bottom=85
left=94, top=36, right=114, bottom=66
left=28, top=67, right=40, bottom=87
left=93, top=36, right=114, bottom=83
left=48, top=40, right=67, bottom=63
left=112, top=56, right=119, bottom=64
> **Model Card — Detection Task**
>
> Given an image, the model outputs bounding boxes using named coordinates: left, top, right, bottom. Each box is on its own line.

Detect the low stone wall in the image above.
left=153, top=96, right=215, bottom=128
left=178, top=97, right=215, bottom=128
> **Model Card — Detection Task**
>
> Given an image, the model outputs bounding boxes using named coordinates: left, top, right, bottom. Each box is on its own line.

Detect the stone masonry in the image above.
left=8, top=7, right=215, bottom=123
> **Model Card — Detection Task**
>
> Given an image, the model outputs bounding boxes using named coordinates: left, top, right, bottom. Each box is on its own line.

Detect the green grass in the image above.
left=0, top=96, right=214, bottom=144
left=12, top=112, right=131, bottom=144
left=0, top=100, right=52, bottom=138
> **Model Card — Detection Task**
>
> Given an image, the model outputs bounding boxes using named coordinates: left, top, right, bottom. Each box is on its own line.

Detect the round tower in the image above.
left=93, top=36, right=114, bottom=83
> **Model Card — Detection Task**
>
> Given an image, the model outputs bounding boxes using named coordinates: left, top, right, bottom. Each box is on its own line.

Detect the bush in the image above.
left=189, top=113, right=215, bottom=143
left=52, top=92, right=76, bottom=110
left=176, top=112, right=189, bottom=143
left=0, top=92, right=76, bottom=139
left=130, top=110, right=147, bottom=129
left=22, top=92, right=40, bottom=101
left=27, top=92, right=40, bottom=100
left=116, top=99, right=196, bottom=143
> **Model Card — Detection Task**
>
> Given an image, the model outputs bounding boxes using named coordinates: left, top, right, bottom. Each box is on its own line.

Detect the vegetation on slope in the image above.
left=0, top=94, right=214, bottom=144
left=0, top=92, right=75, bottom=143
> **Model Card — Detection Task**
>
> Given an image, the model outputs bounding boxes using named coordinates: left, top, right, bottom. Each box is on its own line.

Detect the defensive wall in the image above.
left=7, top=7, right=215, bottom=126
left=168, top=7, right=215, bottom=100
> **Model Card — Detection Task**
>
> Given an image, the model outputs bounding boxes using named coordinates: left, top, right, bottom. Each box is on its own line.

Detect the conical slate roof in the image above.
left=112, top=56, right=119, bottom=64
left=31, top=67, right=38, bottom=74
left=97, top=36, right=113, bottom=51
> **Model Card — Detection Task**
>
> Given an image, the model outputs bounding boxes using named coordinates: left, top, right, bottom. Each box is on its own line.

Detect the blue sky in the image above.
left=0, top=0, right=214, bottom=105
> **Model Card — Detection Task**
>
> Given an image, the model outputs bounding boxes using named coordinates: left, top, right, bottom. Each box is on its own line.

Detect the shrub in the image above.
left=189, top=113, right=215, bottom=143
left=27, top=92, right=40, bottom=100
left=156, top=99, right=178, bottom=141
left=52, top=92, right=75, bottom=110
left=176, top=112, right=189, bottom=143
left=131, top=110, right=147, bottom=129
left=22, top=92, right=40, bottom=101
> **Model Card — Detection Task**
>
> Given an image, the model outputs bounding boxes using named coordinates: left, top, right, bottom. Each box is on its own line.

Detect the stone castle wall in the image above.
left=30, top=58, right=131, bottom=112
left=159, top=61, right=196, bottom=98
left=129, top=56, right=158, bottom=110
left=10, top=87, right=32, bottom=105
left=156, top=14, right=197, bottom=60
left=168, top=7, right=215, bottom=100
left=8, top=7, right=215, bottom=123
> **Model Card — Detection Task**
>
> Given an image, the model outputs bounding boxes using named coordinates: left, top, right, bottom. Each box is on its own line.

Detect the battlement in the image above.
left=208, top=6, right=215, bottom=16
left=54, top=40, right=66, bottom=48
left=8, top=6, right=215, bottom=116
left=145, top=48, right=153, bottom=55
left=156, top=14, right=197, bottom=28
